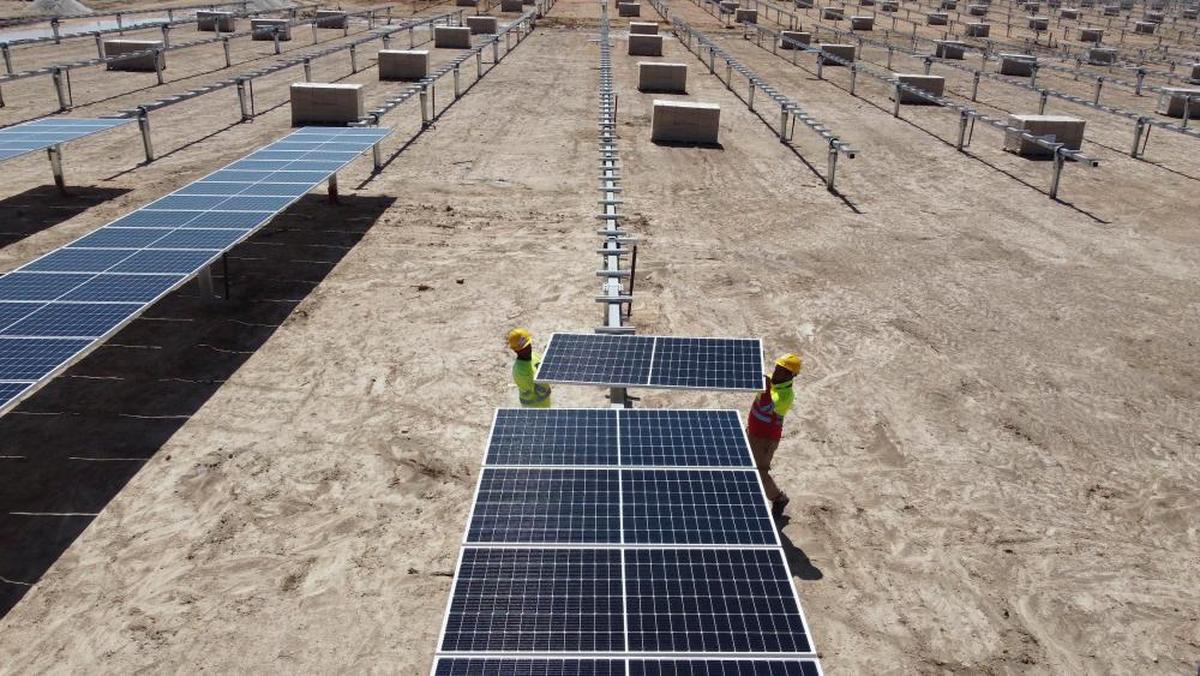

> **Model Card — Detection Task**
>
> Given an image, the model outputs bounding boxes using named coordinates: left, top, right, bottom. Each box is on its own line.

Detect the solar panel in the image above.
left=0, top=117, right=132, bottom=163
left=536, top=333, right=763, bottom=391
left=620, top=410, right=753, bottom=468
left=467, top=468, right=620, bottom=544
left=622, top=470, right=777, bottom=546
left=629, top=660, right=822, bottom=676
left=625, top=549, right=812, bottom=654
left=430, top=659, right=821, bottom=676
left=433, top=658, right=625, bottom=676
left=485, top=409, right=618, bottom=466
left=0, top=126, right=391, bottom=416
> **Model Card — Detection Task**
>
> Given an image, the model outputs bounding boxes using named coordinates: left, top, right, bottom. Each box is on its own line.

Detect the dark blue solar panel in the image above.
left=0, top=118, right=132, bottom=163
left=623, top=470, right=776, bottom=545
left=442, top=548, right=624, bottom=652
left=625, top=549, right=811, bottom=654
left=0, top=272, right=91, bottom=301
left=485, top=409, right=617, bottom=465
left=59, top=274, right=182, bottom=303
left=619, top=410, right=752, bottom=467
left=229, top=160, right=291, bottom=171
left=109, top=210, right=199, bottom=228
left=70, top=228, right=172, bottom=249
left=110, top=250, right=217, bottom=274
left=650, top=337, right=763, bottom=390
left=179, top=211, right=271, bottom=229
left=0, top=337, right=91, bottom=380
left=239, top=182, right=313, bottom=196
left=152, top=229, right=245, bottom=250
left=2, top=302, right=142, bottom=338
left=23, top=248, right=134, bottom=273
left=266, top=170, right=329, bottom=183
left=0, top=302, right=43, bottom=332
left=176, top=182, right=247, bottom=195
left=282, top=160, right=347, bottom=172
left=468, top=468, right=619, bottom=544
left=434, top=658, right=626, bottom=676
left=629, top=660, right=821, bottom=676
left=219, top=195, right=295, bottom=211
left=147, top=194, right=229, bottom=211
left=0, top=381, right=31, bottom=409
left=207, top=170, right=273, bottom=182
left=536, top=333, right=655, bottom=387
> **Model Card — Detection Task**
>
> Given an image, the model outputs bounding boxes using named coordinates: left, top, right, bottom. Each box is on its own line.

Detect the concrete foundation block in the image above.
left=1143, top=10, right=1163, bottom=22
left=456, top=0, right=479, bottom=6
left=252, top=18, right=292, bottom=40
left=1118, top=0, right=1133, bottom=8
left=638, top=61, right=688, bottom=93
left=1059, top=8, right=1079, bottom=18
left=818, top=43, right=856, bottom=64
left=927, top=11, right=949, bottom=24
left=104, top=39, right=165, bottom=71
left=618, top=2, right=641, bottom=16
left=467, top=15, right=498, bottom=33
left=880, top=0, right=899, bottom=10
left=719, top=0, right=740, bottom=11
left=629, top=33, right=663, bottom=56
left=629, top=22, right=659, bottom=34
left=434, top=25, right=472, bottom=48
left=779, top=30, right=812, bottom=48
left=1024, top=2, right=1040, bottom=12
left=823, top=7, right=845, bottom=19
left=1134, top=21, right=1155, bottom=34
left=1156, top=87, right=1200, bottom=117
left=1087, top=47, right=1117, bottom=64
left=940, top=0, right=957, bottom=8
left=891, top=73, right=946, bottom=103
left=796, top=0, right=814, bottom=7
left=315, top=9, right=348, bottom=28
left=378, top=49, right=429, bottom=80
left=965, top=21, right=990, bottom=36
left=998, top=53, right=1037, bottom=76
left=850, top=15, right=874, bottom=29
left=1079, top=28, right=1103, bottom=41
left=500, top=0, right=523, bottom=11
left=968, top=4, right=988, bottom=14
left=860, top=0, right=875, bottom=6
left=197, top=10, right=236, bottom=32
left=1102, top=4, right=1119, bottom=14
left=651, top=99, right=720, bottom=145
left=1190, top=63, right=1200, bottom=83
left=1183, top=8, right=1199, bottom=19
left=1028, top=16, right=1049, bottom=29
left=290, top=82, right=365, bottom=125
left=1078, top=0, right=1093, bottom=5
left=935, top=40, right=967, bottom=58
left=1004, top=114, right=1085, bottom=156
left=736, top=8, right=758, bottom=22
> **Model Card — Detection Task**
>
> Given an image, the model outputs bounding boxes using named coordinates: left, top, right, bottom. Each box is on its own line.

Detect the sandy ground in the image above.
left=0, top=0, right=1199, bottom=673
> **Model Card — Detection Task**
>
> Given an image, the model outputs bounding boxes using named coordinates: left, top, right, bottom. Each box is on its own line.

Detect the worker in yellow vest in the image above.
left=747, top=353, right=801, bottom=515
left=507, top=328, right=552, bottom=408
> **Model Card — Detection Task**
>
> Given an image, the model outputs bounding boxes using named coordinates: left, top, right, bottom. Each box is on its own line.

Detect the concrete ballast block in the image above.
left=1189, top=63, right=1200, bottom=83
left=628, top=34, right=663, bottom=56
left=780, top=30, right=812, bottom=48
left=378, top=49, right=429, bottom=80
left=1103, top=5, right=1119, bottom=15
left=1079, top=28, right=1103, bottom=42
left=618, top=2, right=642, bottom=16
left=819, top=43, right=856, bottom=64
left=434, top=25, right=472, bottom=48
left=965, top=22, right=990, bottom=36
left=456, top=0, right=479, bottom=6
left=968, top=4, right=988, bottom=15
left=652, top=100, right=720, bottom=144
left=197, top=10, right=236, bottom=32
left=500, top=0, right=523, bottom=11
left=467, top=15, right=498, bottom=34
left=1134, top=21, right=1155, bottom=33
left=935, top=40, right=967, bottom=59
left=629, top=22, right=659, bottom=34
left=252, top=19, right=292, bottom=40
left=891, top=73, right=946, bottom=103
left=880, top=0, right=898, bottom=10
left=290, top=82, right=365, bottom=125
left=928, top=11, right=949, bottom=24
left=1156, top=87, right=1200, bottom=117
left=1087, top=47, right=1117, bottom=64
left=736, top=8, right=758, bottom=22
left=999, top=53, right=1037, bottom=76
left=1059, top=8, right=1079, bottom=18
left=1004, top=114, right=1085, bottom=156
left=638, top=61, right=687, bottom=93
left=850, top=15, right=874, bottom=29
left=1028, top=16, right=1049, bottom=29
left=823, top=7, right=844, bottom=19
left=315, top=9, right=348, bottom=28
left=104, top=39, right=165, bottom=71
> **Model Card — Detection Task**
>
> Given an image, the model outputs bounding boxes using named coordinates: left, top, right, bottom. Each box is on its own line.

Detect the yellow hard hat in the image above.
left=775, top=353, right=802, bottom=374
left=507, top=327, right=533, bottom=351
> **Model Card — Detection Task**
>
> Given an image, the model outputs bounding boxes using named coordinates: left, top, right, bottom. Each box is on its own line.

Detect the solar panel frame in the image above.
left=430, top=658, right=822, bottom=676
left=0, top=117, right=133, bottom=164
left=535, top=334, right=764, bottom=393
left=0, top=126, right=391, bottom=417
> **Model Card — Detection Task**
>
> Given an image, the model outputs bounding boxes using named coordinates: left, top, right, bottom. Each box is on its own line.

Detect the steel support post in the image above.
left=1130, top=116, right=1147, bottom=157
left=892, top=82, right=902, bottom=116
left=372, top=142, right=382, bottom=171
left=826, top=142, right=839, bottom=191
left=47, top=144, right=65, bottom=191
left=236, top=78, right=252, bottom=120
left=849, top=64, right=857, bottom=94
left=327, top=173, right=339, bottom=203
left=420, top=85, right=430, bottom=126
left=52, top=67, right=70, bottom=111
left=476, top=50, right=482, bottom=78
left=779, top=104, right=788, bottom=141
left=197, top=266, right=215, bottom=300
left=1049, top=146, right=1065, bottom=198
left=924, top=55, right=932, bottom=74
left=223, top=35, right=233, bottom=67
left=51, top=18, right=61, bottom=44
left=1, top=44, right=11, bottom=75
left=748, top=80, right=755, bottom=110
left=971, top=70, right=980, bottom=100
left=1039, top=90, right=1048, bottom=113
left=454, top=65, right=461, bottom=98
left=350, top=44, right=358, bottom=73
left=1135, top=67, right=1145, bottom=94
left=1093, top=77, right=1103, bottom=104
left=154, top=49, right=165, bottom=85
left=304, top=58, right=312, bottom=81
left=138, top=107, right=155, bottom=162
left=95, top=33, right=105, bottom=58
left=956, top=110, right=969, bottom=149
left=161, top=23, right=171, bottom=48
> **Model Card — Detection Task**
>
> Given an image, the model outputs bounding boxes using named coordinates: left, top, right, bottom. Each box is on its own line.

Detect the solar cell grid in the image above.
left=1, top=302, right=142, bottom=338
left=620, top=410, right=752, bottom=467
left=649, top=337, right=764, bottom=391
left=629, top=660, right=821, bottom=676
left=0, top=272, right=93, bottom=301
left=0, top=337, right=91, bottom=380
left=536, top=334, right=762, bottom=392
left=434, top=658, right=626, bottom=676
left=0, top=302, right=43, bottom=332
left=622, top=470, right=776, bottom=546
left=468, top=468, right=620, bottom=544
left=24, top=248, right=136, bottom=273
left=69, top=228, right=173, bottom=249
left=486, top=409, right=618, bottom=466
left=0, top=118, right=133, bottom=163
left=0, top=382, right=30, bottom=408
left=536, top=333, right=654, bottom=387
left=60, top=274, right=183, bottom=303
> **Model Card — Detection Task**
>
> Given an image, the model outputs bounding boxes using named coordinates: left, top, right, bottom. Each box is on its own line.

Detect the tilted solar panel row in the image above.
left=0, top=126, right=391, bottom=414
left=0, top=117, right=132, bottom=162
left=433, top=657, right=820, bottom=675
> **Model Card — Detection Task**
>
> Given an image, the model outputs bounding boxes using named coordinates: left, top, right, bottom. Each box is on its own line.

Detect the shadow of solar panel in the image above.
left=629, top=660, right=821, bottom=676
left=434, top=658, right=625, bottom=676
left=485, top=409, right=617, bottom=466
left=625, top=548, right=812, bottom=654
left=649, top=337, right=763, bottom=390
left=24, top=248, right=135, bottom=273
left=59, top=273, right=182, bottom=303
left=536, top=333, right=654, bottom=386
left=69, top=228, right=172, bottom=249
left=0, top=337, right=91, bottom=379
left=468, top=468, right=620, bottom=544
left=0, top=302, right=44, bottom=332
left=622, top=469, right=776, bottom=545
left=0, top=272, right=93, bottom=301
left=442, top=548, right=624, bottom=652
left=2, top=302, right=142, bottom=338
left=619, top=410, right=752, bottom=467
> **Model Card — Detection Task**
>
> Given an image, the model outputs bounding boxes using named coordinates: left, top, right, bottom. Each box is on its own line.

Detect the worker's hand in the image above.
left=763, top=374, right=773, bottom=392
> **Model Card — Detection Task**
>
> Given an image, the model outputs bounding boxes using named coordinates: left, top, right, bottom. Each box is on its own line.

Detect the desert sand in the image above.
left=0, top=0, right=1198, bottom=673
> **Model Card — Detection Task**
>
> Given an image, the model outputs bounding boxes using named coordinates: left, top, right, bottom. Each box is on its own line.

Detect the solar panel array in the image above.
left=535, top=333, right=764, bottom=391
left=0, top=117, right=133, bottom=162
left=433, top=408, right=822, bottom=676
left=0, top=126, right=391, bottom=415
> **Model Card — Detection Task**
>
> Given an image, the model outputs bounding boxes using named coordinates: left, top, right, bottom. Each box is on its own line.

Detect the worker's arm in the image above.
left=763, top=374, right=772, bottom=393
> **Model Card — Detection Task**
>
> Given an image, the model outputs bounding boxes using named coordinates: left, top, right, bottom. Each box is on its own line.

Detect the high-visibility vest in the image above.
left=513, top=353, right=552, bottom=408
left=747, top=379, right=794, bottom=440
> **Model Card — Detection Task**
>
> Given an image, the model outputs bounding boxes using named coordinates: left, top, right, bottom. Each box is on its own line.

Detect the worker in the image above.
left=507, top=328, right=552, bottom=408
left=747, top=353, right=801, bottom=515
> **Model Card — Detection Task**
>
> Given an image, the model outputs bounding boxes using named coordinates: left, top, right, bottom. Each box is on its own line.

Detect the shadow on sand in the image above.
left=0, top=185, right=132, bottom=248
left=0, top=193, right=395, bottom=617
left=775, top=512, right=824, bottom=581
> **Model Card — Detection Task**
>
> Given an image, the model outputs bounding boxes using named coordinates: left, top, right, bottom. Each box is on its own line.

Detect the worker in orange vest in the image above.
left=507, top=328, right=552, bottom=408
left=747, top=353, right=801, bottom=515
